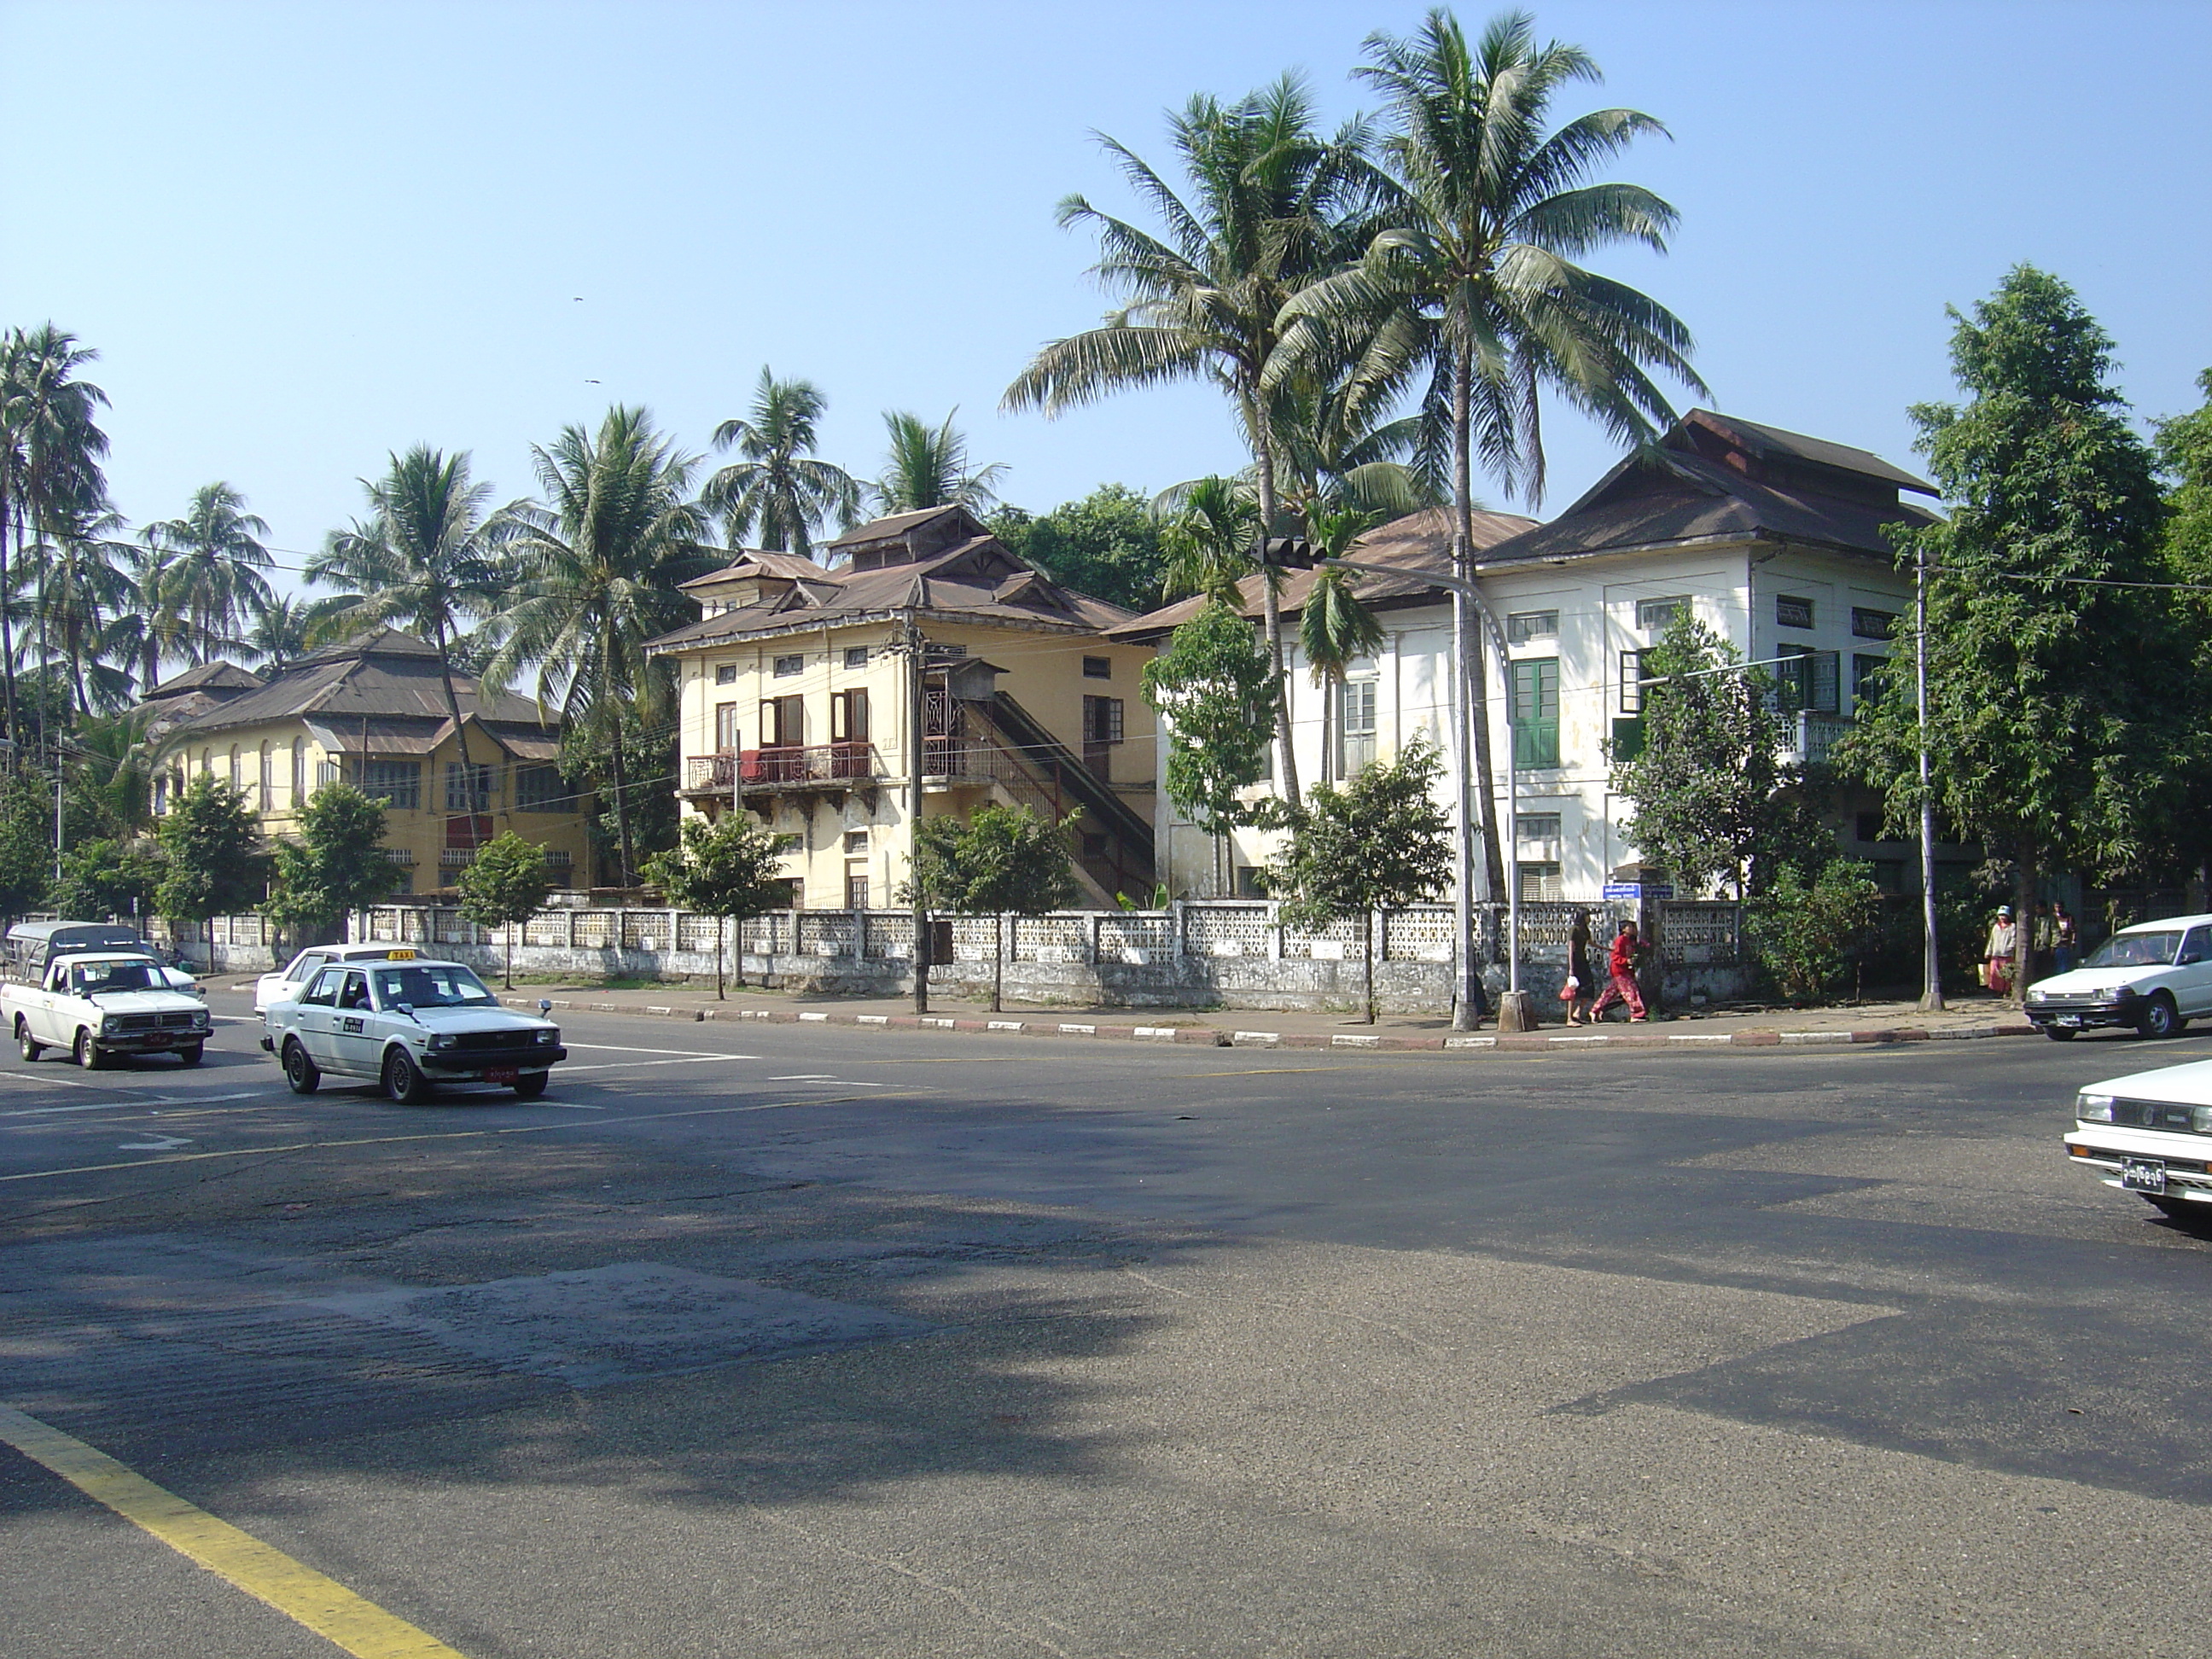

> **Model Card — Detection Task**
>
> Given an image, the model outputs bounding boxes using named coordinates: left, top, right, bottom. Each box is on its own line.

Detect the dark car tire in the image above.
left=2139, top=993, right=2184, bottom=1039
left=511, top=1071, right=549, bottom=1100
left=176, top=1045, right=204, bottom=1067
left=2043, top=1026, right=2076, bottom=1041
left=282, top=1038, right=320, bottom=1095
left=17, top=1018, right=41, bottom=1062
left=73, top=1028, right=107, bottom=1070
left=382, top=1045, right=433, bottom=1104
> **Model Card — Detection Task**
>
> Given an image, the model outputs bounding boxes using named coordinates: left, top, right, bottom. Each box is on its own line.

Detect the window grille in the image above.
left=843, top=830, right=869, bottom=853
left=773, top=654, right=803, bottom=678
left=1083, top=655, right=1112, bottom=679
left=1084, top=695, right=1125, bottom=743
left=1776, top=594, right=1815, bottom=630
left=1635, top=596, right=1688, bottom=632
left=1506, top=610, right=1557, bottom=644
left=515, top=765, right=572, bottom=812
left=1339, top=678, right=1377, bottom=773
left=1775, top=646, right=1840, bottom=713
left=1851, top=608, right=1896, bottom=640
left=445, top=762, right=494, bottom=812
left=360, top=760, right=422, bottom=809
left=844, top=645, right=870, bottom=668
left=715, top=663, right=738, bottom=684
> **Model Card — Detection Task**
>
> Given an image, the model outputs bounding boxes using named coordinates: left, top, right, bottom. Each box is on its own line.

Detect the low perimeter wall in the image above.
left=302, top=900, right=1748, bottom=1015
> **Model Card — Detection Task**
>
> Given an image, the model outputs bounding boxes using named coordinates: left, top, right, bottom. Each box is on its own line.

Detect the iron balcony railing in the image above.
left=684, top=744, right=883, bottom=792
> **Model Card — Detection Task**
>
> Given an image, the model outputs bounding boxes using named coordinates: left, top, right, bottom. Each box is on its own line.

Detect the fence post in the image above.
left=1268, top=900, right=1284, bottom=961
left=855, top=907, right=869, bottom=961
left=1086, top=911, right=1100, bottom=967
left=1173, top=899, right=1189, bottom=960
left=566, top=907, right=577, bottom=950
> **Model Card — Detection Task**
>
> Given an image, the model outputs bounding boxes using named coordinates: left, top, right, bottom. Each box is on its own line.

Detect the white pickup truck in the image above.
left=5, top=952, right=214, bottom=1068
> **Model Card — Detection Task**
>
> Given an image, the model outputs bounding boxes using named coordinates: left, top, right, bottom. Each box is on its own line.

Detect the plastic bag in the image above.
left=1559, top=975, right=1580, bottom=1000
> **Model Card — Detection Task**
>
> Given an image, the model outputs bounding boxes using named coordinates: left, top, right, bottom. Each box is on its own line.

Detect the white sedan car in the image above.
left=261, top=957, right=565, bottom=1102
left=2025, top=913, right=2212, bottom=1041
left=254, top=944, right=421, bottom=1014
left=2065, top=1057, right=2212, bottom=1219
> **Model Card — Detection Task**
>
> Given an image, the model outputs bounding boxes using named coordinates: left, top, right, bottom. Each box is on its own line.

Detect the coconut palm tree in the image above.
left=484, top=406, right=716, bottom=885
left=146, top=482, right=276, bottom=665
left=1296, top=507, right=1389, bottom=783
left=1157, top=474, right=1261, bottom=605
left=704, top=370, right=860, bottom=556
left=1285, top=7, right=1705, bottom=905
left=1, top=325, right=112, bottom=743
left=309, top=446, right=506, bottom=788
left=114, top=531, right=189, bottom=695
left=872, top=410, right=1007, bottom=515
left=243, top=594, right=318, bottom=672
left=30, top=509, right=132, bottom=713
left=1004, top=75, right=1377, bottom=807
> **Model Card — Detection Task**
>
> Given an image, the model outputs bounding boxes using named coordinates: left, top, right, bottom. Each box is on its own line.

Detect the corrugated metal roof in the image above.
left=155, top=631, right=558, bottom=741
left=824, top=504, right=966, bottom=549
left=1679, top=410, right=1935, bottom=495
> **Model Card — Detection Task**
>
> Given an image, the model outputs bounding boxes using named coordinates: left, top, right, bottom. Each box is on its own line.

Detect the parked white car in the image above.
left=2024, top=913, right=2212, bottom=1041
left=260, top=957, right=564, bottom=1102
left=254, top=944, right=421, bottom=1014
left=3, top=952, right=214, bottom=1068
left=2064, top=1056, right=2212, bottom=1218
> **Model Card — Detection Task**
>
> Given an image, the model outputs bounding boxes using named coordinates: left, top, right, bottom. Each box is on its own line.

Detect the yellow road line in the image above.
left=0, top=1093, right=899, bottom=1185
left=0, top=1404, right=465, bottom=1657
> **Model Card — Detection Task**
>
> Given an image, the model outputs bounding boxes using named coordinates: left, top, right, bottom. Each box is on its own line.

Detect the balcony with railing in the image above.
left=1790, top=710, right=1854, bottom=765
left=683, top=744, right=883, bottom=795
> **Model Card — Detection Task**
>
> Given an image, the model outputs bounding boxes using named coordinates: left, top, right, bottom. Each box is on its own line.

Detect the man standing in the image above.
left=1590, top=919, right=1649, bottom=1022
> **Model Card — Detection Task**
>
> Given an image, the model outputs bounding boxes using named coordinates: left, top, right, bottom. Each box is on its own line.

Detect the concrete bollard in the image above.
left=1496, top=989, right=1538, bottom=1033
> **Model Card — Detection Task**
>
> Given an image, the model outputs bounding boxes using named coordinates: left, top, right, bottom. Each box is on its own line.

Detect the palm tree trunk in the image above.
left=0, top=512, right=18, bottom=751
left=1451, top=342, right=1506, bottom=901
left=1254, top=441, right=1301, bottom=810
left=430, top=617, right=477, bottom=841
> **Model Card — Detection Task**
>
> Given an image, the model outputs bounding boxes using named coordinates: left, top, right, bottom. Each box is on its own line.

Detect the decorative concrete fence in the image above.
left=303, top=898, right=1749, bottom=1016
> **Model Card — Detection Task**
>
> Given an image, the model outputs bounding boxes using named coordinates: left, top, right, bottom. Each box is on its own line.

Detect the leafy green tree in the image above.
left=1141, top=600, right=1278, bottom=892
left=61, top=710, right=151, bottom=843
left=263, top=783, right=397, bottom=955
left=456, top=832, right=552, bottom=987
left=311, top=446, right=507, bottom=795
left=1006, top=76, right=1377, bottom=807
left=909, top=803, right=1082, bottom=1012
left=154, top=774, right=268, bottom=927
left=641, top=812, right=789, bottom=998
left=705, top=369, right=860, bottom=556
left=1610, top=614, right=1823, bottom=899
left=1288, top=9, right=1704, bottom=894
left=987, top=484, right=1164, bottom=610
left=0, top=771, right=52, bottom=915
left=1746, top=859, right=1884, bottom=1004
left=1269, top=737, right=1452, bottom=1022
left=1840, top=267, right=2175, bottom=999
left=486, top=406, right=717, bottom=886
left=49, top=836, right=162, bottom=923
left=144, top=482, right=276, bottom=665
left=872, top=410, right=1006, bottom=515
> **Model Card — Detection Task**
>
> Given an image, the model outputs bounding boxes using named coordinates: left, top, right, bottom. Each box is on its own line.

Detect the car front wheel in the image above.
left=2139, top=993, right=2185, bottom=1039
left=382, top=1045, right=433, bottom=1104
left=176, top=1045, right=203, bottom=1067
left=511, top=1071, right=549, bottom=1100
left=73, top=1028, right=107, bottom=1070
left=2043, top=1025, right=2076, bottom=1041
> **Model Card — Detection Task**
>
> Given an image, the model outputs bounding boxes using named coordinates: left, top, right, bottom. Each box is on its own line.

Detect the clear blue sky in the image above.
left=4, top=0, right=2206, bottom=589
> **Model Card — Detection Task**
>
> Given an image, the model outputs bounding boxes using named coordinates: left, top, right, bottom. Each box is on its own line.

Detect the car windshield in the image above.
left=72, top=961, right=160, bottom=994
left=371, top=964, right=496, bottom=1009
left=2085, top=931, right=2183, bottom=969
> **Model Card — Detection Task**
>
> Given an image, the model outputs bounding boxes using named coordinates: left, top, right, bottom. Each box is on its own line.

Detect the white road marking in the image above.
left=0, top=1091, right=266, bottom=1118
left=769, top=1074, right=838, bottom=1080
left=562, top=1041, right=754, bottom=1059
left=559, top=1057, right=739, bottom=1073
left=116, top=1134, right=191, bottom=1151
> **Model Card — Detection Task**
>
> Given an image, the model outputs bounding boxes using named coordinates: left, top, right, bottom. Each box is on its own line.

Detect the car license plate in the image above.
left=143, top=1034, right=171, bottom=1046
left=483, top=1067, right=518, bottom=1086
left=2122, top=1158, right=2168, bottom=1194
left=2058, top=1016, right=2083, bottom=1027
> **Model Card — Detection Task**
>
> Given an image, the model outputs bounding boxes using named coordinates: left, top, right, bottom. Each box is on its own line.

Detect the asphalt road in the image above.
left=2, top=1004, right=2208, bottom=1657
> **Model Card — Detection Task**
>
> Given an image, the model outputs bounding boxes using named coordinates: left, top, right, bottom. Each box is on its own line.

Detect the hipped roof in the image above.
left=153, top=628, right=562, bottom=755
left=1108, top=506, right=1540, bottom=643
left=647, top=511, right=1132, bottom=654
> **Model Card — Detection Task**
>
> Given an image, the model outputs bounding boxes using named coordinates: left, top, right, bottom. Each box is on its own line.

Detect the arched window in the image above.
left=228, top=746, right=241, bottom=790
left=201, top=748, right=212, bottom=777
left=258, top=742, right=272, bottom=810
left=292, top=737, right=306, bottom=801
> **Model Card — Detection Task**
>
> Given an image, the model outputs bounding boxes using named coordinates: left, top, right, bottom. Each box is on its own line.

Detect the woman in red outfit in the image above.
left=1590, top=920, right=1648, bottom=1022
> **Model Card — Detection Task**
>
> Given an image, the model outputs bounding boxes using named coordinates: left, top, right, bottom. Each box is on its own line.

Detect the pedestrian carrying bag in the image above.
left=1559, top=975, right=1579, bottom=1001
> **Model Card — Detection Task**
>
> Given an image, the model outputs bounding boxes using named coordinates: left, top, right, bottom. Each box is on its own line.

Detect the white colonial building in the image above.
left=1115, top=410, right=1956, bottom=901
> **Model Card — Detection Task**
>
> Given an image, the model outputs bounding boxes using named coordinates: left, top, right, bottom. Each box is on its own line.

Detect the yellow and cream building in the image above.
left=646, top=505, right=1157, bottom=910
left=143, top=630, right=599, bottom=894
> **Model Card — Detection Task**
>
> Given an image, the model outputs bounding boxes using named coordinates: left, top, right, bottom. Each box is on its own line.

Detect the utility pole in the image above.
left=1917, top=541, right=1944, bottom=1011
left=904, top=611, right=930, bottom=1014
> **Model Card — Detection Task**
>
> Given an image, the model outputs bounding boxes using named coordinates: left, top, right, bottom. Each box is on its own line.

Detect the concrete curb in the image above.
left=480, top=992, right=2040, bottom=1054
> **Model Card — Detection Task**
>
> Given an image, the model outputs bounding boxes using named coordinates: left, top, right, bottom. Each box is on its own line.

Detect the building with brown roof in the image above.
left=645, top=504, right=1157, bottom=910
left=1115, top=410, right=1947, bottom=900
left=143, top=630, right=597, bottom=894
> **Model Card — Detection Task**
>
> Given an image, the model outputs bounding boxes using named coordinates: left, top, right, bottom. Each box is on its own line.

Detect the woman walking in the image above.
left=1564, top=910, right=1597, bottom=1026
left=1590, top=919, right=1650, bottom=1022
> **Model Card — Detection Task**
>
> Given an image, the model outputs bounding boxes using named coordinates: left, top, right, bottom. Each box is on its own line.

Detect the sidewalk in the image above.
left=209, top=974, right=2038, bottom=1055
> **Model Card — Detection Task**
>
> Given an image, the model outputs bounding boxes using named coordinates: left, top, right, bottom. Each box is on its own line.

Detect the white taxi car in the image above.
left=2025, top=913, right=2212, bottom=1041
left=261, top=957, right=565, bottom=1102
left=253, top=944, right=422, bottom=1014
left=2064, top=1057, right=2212, bottom=1219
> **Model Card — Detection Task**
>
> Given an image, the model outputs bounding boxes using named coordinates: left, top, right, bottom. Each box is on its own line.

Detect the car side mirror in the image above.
left=393, top=1002, right=415, bottom=1015
left=538, top=998, right=553, bottom=1015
